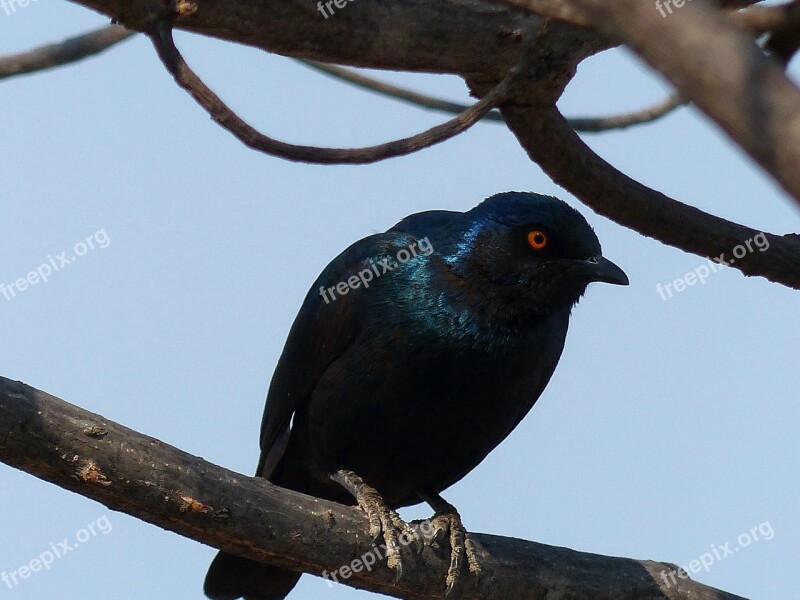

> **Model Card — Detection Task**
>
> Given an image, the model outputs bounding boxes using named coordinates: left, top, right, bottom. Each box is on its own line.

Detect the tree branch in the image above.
left=499, top=100, right=800, bottom=288
left=497, top=0, right=800, bottom=206
left=0, top=376, right=748, bottom=600
left=0, top=22, right=675, bottom=136
left=729, top=1, right=800, bottom=34
left=0, top=25, right=133, bottom=80
left=145, top=19, right=539, bottom=164
left=297, top=60, right=507, bottom=123
left=37, top=0, right=798, bottom=287
left=67, top=0, right=571, bottom=76
left=567, top=94, right=686, bottom=132
left=299, top=60, right=685, bottom=133
left=486, top=0, right=765, bottom=29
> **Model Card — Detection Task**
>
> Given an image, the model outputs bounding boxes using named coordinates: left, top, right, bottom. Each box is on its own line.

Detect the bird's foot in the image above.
left=430, top=510, right=481, bottom=594
left=331, top=469, right=418, bottom=579
left=419, top=492, right=481, bottom=595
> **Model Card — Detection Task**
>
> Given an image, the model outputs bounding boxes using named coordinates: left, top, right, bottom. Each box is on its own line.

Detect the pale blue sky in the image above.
left=1, top=4, right=798, bottom=600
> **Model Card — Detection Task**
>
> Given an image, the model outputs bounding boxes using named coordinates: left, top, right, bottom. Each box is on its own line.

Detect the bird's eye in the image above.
left=527, top=230, right=548, bottom=250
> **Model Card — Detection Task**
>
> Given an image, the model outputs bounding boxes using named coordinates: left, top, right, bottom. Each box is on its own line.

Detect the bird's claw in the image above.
left=357, top=484, right=406, bottom=578
left=332, top=469, right=417, bottom=581
left=428, top=511, right=481, bottom=595
left=390, top=510, right=425, bottom=553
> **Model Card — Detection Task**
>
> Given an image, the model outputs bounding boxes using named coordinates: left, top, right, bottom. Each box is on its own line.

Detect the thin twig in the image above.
left=299, top=60, right=685, bottom=133
left=298, top=60, right=507, bottom=122
left=729, top=0, right=800, bottom=32
left=567, top=94, right=685, bottom=132
left=0, top=25, right=134, bottom=80
left=146, top=21, right=542, bottom=164
left=757, top=1, right=800, bottom=63
left=0, top=23, right=680, bottom=134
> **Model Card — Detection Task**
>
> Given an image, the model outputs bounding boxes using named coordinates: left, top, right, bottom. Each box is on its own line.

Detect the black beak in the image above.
left=579, top=256, right=629, bottom=286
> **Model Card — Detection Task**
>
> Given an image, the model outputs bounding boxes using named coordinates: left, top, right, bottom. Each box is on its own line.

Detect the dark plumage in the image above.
left=204, top=192, right=628, bottom=600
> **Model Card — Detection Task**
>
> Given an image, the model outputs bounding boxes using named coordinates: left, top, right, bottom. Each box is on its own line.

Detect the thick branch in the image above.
left=40, top=0, right=799, bottom=288
left=0, top=376, right=746, bottom=600
left=66, top=0, right=565, bottom=76
left=500, top=101, right=800, bottom=288
left=489, top=0, right=764, bottom=29
left=498, top=0, right=800, bottom=205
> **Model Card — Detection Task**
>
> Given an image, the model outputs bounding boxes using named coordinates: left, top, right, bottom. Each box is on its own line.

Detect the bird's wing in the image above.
left=256, top=230, right=424, bottom=478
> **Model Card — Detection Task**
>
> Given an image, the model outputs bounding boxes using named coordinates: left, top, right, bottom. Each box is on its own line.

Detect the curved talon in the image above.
left=331, top=469, right=413, bottom=580
left=390, top=509, right=424, bottom=553
left=357, top=486, right=386, bottom=543
left=464, top=536, right=481, bottom=577
left=418, top=491, right=481, bottom=595
left=430, top=520, right=448, bottom=546
left=430, top=513, right=466, bottom=595
left=380, top=512, right=403, bottom=579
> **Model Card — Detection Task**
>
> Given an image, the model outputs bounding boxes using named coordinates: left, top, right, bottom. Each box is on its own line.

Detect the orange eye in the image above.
left=527, top=230, right=548, bottom=250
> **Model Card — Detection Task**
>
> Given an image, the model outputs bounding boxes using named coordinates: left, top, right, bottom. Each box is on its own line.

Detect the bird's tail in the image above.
left=204, top=423, right=308, bottom=599
left=204, top=551, right=301, bottom=600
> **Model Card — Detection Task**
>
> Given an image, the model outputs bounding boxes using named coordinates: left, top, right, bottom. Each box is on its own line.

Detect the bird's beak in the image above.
left=577, top=256, right=629, bottom=286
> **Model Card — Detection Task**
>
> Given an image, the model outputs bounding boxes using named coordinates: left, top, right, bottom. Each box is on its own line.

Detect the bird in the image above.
left=204, top=191, right=628, bottom=600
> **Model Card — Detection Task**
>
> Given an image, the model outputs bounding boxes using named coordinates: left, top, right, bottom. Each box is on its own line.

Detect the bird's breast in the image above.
left=304, top=308, right=570, bottom=507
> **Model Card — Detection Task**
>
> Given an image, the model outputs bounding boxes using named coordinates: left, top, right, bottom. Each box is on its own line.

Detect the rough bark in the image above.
left=67, top=0, right=567, bottom=76
left=499, top=0, right=800, bottom=206
left=52, top=0, right=800, bottom=288
left=499, top=102, right=800, bottom=287
left=1, top=3, right=793, bottom=598
left=0, top=376, right=747, bottom=599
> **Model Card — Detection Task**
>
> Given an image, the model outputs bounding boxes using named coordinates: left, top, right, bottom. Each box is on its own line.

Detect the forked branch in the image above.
left=145, top=20, right=536, bottom=164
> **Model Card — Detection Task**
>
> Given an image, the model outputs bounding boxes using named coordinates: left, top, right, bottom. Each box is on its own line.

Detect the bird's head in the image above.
left=443, top=192, right=628, bottom=318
